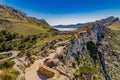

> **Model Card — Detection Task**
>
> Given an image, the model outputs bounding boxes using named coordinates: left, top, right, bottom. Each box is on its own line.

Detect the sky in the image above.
left=0, top=0, right=120, bottom=25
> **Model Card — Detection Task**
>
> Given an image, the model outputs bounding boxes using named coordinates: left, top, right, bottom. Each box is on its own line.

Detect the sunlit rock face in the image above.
left=66, top=22, right=105, bottom=63
left=101, top=16, right=119, bottom=26
left=66, top=16, right=120, bottom=63
left=66, top=21, right=112, bottom=80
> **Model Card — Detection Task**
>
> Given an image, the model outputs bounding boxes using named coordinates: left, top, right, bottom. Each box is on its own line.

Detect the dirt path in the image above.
left=25, top=58, right=46, bottom=80
left=0, top=51, right=19, bottom=62
left=56, top=47, right=64, bottom=54
left=24, top=47, right=61, bottom=80
left=0, top=70, right=2, bottom=74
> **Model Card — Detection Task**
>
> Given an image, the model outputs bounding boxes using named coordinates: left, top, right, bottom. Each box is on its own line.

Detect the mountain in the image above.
left=0, top=4, right=120, bottom=80
left=75, top=16, right=120, bottom=33
left=108, top=21, right=120, bottom=30
left=0, top=4, right=58, bottom=36
left=53, top=23, right=90, bottom=28
left=66, top=16, right=120, bottom=80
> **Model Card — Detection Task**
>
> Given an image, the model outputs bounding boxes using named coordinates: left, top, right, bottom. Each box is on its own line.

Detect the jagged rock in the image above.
left=55, top=64, right=67, bottom=75
left=44, top=59, right=59, bottom=68
left=66, top=21, right=112, bottom=80
left=0, top=4, right=51, bottom=28
left=0, top=4, right=27, bottom=19
left=111, top=50, right=120, bottom=57
left=31, top=55, right=38, bottom=60
left=101, top=16, right=119, bottom=26
left=39, top=65, right=60, bottom=79
left=40, top=50, right=50, bottom=57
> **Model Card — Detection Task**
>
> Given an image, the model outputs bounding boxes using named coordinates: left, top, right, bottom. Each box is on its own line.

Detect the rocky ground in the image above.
left=7, top=40, right=70, bottom=80
left=0, top=16, right=120, bottom=80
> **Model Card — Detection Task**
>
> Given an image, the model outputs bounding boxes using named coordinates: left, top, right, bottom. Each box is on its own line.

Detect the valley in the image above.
left=0, top=4, right=120, bottom=80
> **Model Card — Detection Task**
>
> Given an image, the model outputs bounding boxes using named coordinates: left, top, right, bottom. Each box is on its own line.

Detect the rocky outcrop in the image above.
left=39, top=65, right=60, bottom=79
left=0, top=4, right=51, bottom=28
left=101, top=16, right=119, bottom=26
left=0, top=4, right=27, bottom=20
left=44, top=59, right=59, bottom=68
left=66, top=21, right=112, bottom=80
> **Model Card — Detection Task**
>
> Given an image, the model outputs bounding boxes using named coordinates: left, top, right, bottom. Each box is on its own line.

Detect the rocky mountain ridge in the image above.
left=66, top=17, right=120, bottom=80
left=0, top=4, right=51, bottom=28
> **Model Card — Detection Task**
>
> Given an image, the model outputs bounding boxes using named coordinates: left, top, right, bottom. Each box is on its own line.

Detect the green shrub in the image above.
left=0, top=30, right=18, bottom=42
left=87, top=41, right=97, bottom=63
left=79, top=66, right=97, bottom=74
left=0, top=60, right=15, bottom=69
left=58, top=54, right=66, bottom=64
left=0, top=53, right=12, bottom=60
left=0, top=69, right=20, bottom=80
left=72, top=61, right=76, bottom=68
left=0, top=42, right=13, bottom=52
left=77, top=66, right=97, bottom=80
left=0, top=33, right=5, bottom=43
left=17, top=52, right=24, bottom=58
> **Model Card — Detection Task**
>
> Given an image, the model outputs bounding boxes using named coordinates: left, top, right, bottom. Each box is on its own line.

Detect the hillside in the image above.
left=65, top=16, right=120, bottom=80
left=0, top=4, right=120, bottom=80
left=0, top=4, right=72, bottom=80
left=0, top=4, right=57, bottom=36
left=108, top=21, right=120, bottom=30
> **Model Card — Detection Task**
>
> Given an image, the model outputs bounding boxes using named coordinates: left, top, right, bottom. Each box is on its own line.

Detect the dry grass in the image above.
left=108, top=21, right=120, bottom=30
left=34, top=34, right=72, bottom=51
left=8, top=23, right=49, bottom=36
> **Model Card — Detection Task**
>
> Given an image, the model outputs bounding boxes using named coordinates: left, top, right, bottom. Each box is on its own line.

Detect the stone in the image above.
left=44, top=59, right=59, bottom=68
left=39, top=65, right=60, bottom=79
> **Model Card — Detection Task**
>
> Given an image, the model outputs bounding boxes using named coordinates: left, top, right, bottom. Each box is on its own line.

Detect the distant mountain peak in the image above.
left=53, top=23, right=90, bottom=28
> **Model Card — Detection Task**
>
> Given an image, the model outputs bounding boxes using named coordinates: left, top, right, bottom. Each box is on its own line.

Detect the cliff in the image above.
left=66, top=17, right=120, bottom=80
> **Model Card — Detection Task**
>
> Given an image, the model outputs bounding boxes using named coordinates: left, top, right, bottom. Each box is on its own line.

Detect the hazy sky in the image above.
left=1, top=0, right=120, bottom=25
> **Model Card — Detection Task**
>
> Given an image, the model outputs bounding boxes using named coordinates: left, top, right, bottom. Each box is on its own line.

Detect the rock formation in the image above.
left=66, top=21, right=113, bottom=80
left=39, top=65, right=60, bottom=79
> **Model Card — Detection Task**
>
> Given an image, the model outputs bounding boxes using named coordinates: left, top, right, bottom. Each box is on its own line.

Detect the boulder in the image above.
left=39, top=65, right=60, bottom=79
left=44, top=59, right=59, bottom=68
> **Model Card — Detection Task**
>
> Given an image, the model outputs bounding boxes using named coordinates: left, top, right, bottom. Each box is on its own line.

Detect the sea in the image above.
left=54, top=28, right=78, bottom=31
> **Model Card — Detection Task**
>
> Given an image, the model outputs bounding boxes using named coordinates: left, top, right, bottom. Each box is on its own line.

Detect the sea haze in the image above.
left=54, top=28, right=78, bottom=31
left=53, top=22, right=90, bottom=31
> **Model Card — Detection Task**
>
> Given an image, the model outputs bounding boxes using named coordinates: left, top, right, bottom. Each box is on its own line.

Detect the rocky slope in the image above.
left=0, top=4, right=50, bottom=27
left=66, top=16, right=120, bottom=80
left=0, top=4, right=58, bottom=36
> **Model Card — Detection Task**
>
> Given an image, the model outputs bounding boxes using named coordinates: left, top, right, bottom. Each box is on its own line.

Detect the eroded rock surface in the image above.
left=66, top=21, right=114, bottom=80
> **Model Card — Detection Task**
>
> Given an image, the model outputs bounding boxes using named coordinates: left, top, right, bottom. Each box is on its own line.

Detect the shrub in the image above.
left=0, top=53, right=12, bottom=60
left=0, top=43, right=12, bottom=52
left=87, top=41, right=97, bottom=63
left=79, top=66, right=97, bottom=80
left=17, top=51, right=24, bottom=58
left=0, top=60, right=15, bottom=69
left=0, top=69, right=20, bottom=80
left=72, top=61, right=76, bottom=68
left=0, top=33, right=5, bottom=43
left=0, top=30, right=18, bottom=42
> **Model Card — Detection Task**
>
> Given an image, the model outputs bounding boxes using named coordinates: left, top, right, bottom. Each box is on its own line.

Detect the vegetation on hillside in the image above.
left=0, top=53, right=12, bottom=60
left=0, top=69, right=20, bottom=80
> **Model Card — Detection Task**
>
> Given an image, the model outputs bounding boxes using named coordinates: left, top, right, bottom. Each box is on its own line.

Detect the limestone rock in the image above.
left=44, top=58, right=59, bottom=68
left=39, top=65, right=60, bottom=79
